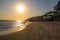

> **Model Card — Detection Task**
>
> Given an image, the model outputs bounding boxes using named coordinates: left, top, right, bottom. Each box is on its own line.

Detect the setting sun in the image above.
left=17, top=5, right=24, bottom=12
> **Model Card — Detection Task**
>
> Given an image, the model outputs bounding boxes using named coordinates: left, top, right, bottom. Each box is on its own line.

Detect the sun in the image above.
left=17, top=5, right=24, bottom=12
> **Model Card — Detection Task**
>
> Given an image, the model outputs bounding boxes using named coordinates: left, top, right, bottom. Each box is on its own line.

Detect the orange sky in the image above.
left=0, top=0, right=57, bottom=20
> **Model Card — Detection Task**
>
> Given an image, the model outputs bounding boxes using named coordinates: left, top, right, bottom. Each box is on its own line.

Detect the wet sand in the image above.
left=0, top=22, right=60, bottom=40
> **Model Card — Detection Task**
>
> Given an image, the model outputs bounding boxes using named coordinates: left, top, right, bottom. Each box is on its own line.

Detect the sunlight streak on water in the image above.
left=0, top=20, right=26, bottom=36
left=16, top=20, right=24, bottom=26
left=15, top=20, right=25, bottom=31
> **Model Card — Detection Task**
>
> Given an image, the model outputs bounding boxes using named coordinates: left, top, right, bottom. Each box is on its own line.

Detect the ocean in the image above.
left=0, top=20, right=26, bottom=36
left=0, top=20, right=24, bottom=31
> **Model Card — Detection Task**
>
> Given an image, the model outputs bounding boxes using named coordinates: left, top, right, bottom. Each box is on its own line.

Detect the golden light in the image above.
left=16, top=20, right=25, bottom=31
left=17, top=5, right=24, bottom=12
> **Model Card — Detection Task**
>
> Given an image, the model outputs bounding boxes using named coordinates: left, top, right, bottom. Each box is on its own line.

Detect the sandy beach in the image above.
left=0, top=22, right=60, bottom=40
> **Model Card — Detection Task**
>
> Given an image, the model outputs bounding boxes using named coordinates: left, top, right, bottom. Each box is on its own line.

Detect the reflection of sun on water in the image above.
left=0, top=20, right=26, bottom=36
left=16, top=20, right=25, bottom=31
left=17, top=20, right=24, bottom=26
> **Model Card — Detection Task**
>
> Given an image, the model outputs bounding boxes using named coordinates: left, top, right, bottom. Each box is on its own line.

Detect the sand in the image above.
left=0, top=22, right=60, bottom=40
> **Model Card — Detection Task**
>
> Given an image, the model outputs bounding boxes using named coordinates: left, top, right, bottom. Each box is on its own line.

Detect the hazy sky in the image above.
left=0, top=0, right=58, bottom=20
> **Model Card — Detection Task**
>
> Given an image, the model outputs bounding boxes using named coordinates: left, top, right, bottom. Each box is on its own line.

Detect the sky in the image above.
left=0, top=0, right=58, bottom=20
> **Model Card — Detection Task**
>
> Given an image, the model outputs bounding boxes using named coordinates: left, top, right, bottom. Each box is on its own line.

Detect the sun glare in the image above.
left=17, top=5, right=24, bottom=12
left=16, top=20, right=25, bottom=31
